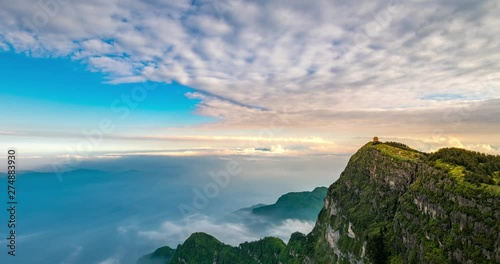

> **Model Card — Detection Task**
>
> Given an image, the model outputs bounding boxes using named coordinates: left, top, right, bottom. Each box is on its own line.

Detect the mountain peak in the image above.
left=356, top=140, right=425, bottom=162
left=184, top=232, right=222, bottom=245
left=306, top=142, right=499, bottom=263
left=138, top=142, right=500, bottom=264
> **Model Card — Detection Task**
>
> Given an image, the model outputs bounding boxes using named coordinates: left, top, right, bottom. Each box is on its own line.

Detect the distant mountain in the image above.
left=237, top=203, right=267, bottom=212
left=235, top=187, right=327, bottom=222
left=137, top=187, right=327, bottom=264
left=138, top=141, right=500, bottom=263
left=137, top=246, right=175, bottom=264
left=249, top=187, right=327, bottom=222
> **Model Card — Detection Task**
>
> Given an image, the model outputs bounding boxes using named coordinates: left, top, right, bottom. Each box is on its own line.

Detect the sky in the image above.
left=1, top=0, right=500, bottom=169
left=0, top=1, right=499, bottom=263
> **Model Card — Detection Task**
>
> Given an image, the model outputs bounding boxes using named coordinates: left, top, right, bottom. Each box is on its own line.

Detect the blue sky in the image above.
left=0, top=0, right=499, bottom=168
left=0, top=52, right=211, bottom=127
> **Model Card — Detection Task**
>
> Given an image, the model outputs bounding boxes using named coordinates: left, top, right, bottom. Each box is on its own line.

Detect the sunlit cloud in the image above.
left=0, top=0, right=498, bottom=158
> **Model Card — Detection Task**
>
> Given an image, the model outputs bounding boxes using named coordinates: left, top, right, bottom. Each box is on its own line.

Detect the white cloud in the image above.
left=59, top=246, right=83, bottom=264
left=271, top=145, right=285, bottom=154
left=268, top=219, right=315, bottom=241
left=137, top=214, right=260, bottom=246
left=0, top=41, right=8, bottom=50
left=1, top=0, right=499, bottom=149
left=106, top=75, right=146, bottom=84
left=186, top=15, right=233, bottom=36
left=88, top=57, right=135, bottom=75
left=136, top=214, right=316, bottom=247
left=97, top=256, right=120, bottom=264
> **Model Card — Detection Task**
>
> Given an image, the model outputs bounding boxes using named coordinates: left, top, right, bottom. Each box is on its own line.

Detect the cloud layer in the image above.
left=1, top=0, right=499, bottom=153
left=135, top=214, right=315, bottom=247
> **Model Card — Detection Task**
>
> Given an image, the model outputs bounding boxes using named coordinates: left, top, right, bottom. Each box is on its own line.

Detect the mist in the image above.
left=0, top=154, right=349, bottom=264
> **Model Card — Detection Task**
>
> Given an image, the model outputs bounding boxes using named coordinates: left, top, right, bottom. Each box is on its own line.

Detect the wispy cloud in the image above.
left=268, top=219, right=315, bottom=240
left=97, top=256, right=120, bottom=264
left=59, top=246, right=83, bottom=264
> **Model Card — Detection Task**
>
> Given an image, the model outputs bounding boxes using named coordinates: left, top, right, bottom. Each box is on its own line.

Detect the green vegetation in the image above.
left=251, top=187, right=328, bottom=221
left=305, top=142, right=499, bottom=263
left=372, top=141, right=425, bottom=162
left=366, top=226, right=388, bottom=264
left=278, top=232, right=307, bottom=263
left=383, top=141, right=416, bottom=152
left=139, top=142, right=500, bottom=264
left=427, top=147, right=500, bottom=186
left=432, top=159, right=465, bottom=178
left=240, top=237, right=286, bottom=263
left=169, top=233, right=253, bottom=264
left=137, top=232, right=287, bottom=264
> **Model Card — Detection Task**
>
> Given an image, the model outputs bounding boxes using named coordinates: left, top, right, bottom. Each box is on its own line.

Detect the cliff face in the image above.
left=302, top=142, right=500, bottom=264
left=304, top=143, right=421, bottom=264
left=394, top=163, right=499, bottom=263
left=138, top=142, right=500, bottom=264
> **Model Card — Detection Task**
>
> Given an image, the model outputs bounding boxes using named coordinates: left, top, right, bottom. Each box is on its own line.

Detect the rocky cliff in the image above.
left=138, top=142, right=500, bottom=264
left=303, top=142, right=499, bottom=263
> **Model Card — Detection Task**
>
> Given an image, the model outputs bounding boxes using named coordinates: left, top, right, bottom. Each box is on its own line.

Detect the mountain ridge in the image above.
left=138, top=141, right=500, bottom=263
left=244, top=186, right=328, bottom=222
